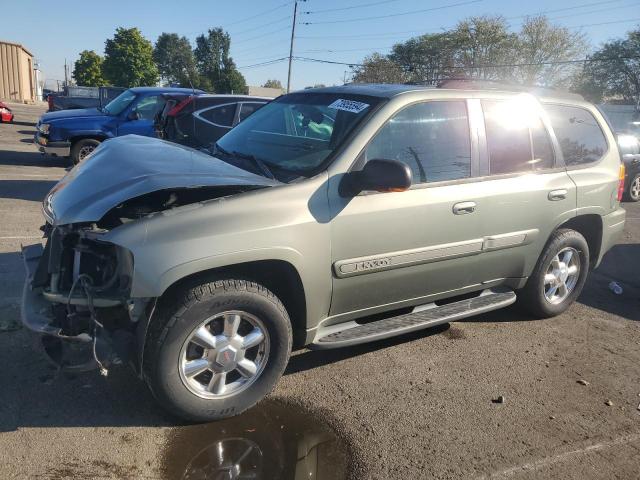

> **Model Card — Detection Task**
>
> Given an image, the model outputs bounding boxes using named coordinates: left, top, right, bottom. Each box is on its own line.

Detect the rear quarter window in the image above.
left=543, top=104, right=608, bottom=166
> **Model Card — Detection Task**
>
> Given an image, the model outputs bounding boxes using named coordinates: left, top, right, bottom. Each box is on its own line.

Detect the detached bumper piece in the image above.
left=311, top=288, right=516, bottom=349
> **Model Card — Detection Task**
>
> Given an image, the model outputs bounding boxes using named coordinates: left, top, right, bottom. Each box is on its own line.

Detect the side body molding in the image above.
left=334, top=229, right=538, bottom=278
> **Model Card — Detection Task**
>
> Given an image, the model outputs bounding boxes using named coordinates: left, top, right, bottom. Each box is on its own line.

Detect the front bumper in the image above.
left=34, top=132, right=70, bottom=157
left=596, top=206, right=626, bottom=268
left=21, top=243, right=91, bottom=342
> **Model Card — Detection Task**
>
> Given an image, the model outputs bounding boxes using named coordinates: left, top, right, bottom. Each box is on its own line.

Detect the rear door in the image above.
left=193, top=102, right=238, bottom=147
left=468, top=95, right=577, bottom=283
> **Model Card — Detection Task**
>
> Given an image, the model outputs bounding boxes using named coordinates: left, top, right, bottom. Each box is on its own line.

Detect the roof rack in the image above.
left=434, top=77, right=585, bottom=100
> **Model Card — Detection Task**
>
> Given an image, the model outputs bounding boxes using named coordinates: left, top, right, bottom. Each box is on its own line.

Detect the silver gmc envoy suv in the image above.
left=21, top=82, right=626, bottom=421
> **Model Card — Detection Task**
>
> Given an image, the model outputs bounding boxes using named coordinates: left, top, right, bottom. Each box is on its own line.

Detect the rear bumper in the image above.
left=596, top=207, right=626, bottom=268
left=34, top=132, right=70, bottom=157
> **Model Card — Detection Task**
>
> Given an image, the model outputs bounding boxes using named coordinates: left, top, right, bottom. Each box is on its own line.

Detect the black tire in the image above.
left=70, top=138, right=100, bottom=164
left=518, top=229, right=589, bottom=319
left=144, top=279, right=292, bottom=422
left=624, top=172, right=640, bottom=202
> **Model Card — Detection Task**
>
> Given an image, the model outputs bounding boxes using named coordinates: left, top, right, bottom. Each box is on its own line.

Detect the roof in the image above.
left=128, top=87, right=205, bottom=94
left=0, top=40, right=34, bottom=57
left=307, top=83, right=431, bottom=98
left=299, top=82, right=585, bottom=102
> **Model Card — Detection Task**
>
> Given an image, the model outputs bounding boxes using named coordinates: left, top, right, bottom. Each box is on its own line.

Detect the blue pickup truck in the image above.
left=35, top=87, right=203, bottom=164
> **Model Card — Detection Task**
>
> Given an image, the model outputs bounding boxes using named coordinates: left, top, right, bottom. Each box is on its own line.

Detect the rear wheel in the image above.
left=625, top=173, right=640, bottom=202
left=518, top=229, right=589, bottom=318
left=70, top=138, right=100, bottom=164
left=144, top=279, right=292, bottom=422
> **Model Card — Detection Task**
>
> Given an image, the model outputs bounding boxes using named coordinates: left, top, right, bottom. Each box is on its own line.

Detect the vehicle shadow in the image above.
left=0, top=179, right=57, bottom=202
left=578, top=243, right=640, bottom=322
left=0, top=149, right=67, bottom=167
left=8, top=120, right=36, bottom=127
left=286, top=323, right=449, bottom=375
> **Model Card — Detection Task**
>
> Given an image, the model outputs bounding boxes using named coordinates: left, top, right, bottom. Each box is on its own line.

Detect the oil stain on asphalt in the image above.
left=161, top=399, right=348, bottom=480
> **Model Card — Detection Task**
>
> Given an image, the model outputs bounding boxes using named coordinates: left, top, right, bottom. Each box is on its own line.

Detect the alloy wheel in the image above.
left=179, top=311, right=270, bottom=399
left=78, top=145, right=96, bottom=161
left=543, top=247, right=580, bottom=304
left=631, top=176, right=640, bottom=200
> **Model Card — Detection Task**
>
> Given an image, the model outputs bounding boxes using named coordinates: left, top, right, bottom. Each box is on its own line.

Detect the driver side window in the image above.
left=366, top=101, right=472, bottom=184
left=132, top=95, right=161, bottom=121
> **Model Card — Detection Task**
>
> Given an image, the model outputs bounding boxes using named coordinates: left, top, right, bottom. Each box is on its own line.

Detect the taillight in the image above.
left=618, top=163, right=625, bottom=202
left=168, top=96, right=195, bottom=116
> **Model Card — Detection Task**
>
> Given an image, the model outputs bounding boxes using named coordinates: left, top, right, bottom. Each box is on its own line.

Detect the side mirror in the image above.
left=127, top=110, right=139, bottom=121
left=346, top=159, right=412, bottom=195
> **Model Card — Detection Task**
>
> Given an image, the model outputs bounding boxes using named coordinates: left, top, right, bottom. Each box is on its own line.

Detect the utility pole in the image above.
left=64, top=59, right=68, bottom=88
left=286, top=0, right=298, bottom=93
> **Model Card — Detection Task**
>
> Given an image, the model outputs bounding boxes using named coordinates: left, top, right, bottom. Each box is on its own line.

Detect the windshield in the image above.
left=102, top=89, right=136, bottom=115
left=215, top=92, right=381, bottom=177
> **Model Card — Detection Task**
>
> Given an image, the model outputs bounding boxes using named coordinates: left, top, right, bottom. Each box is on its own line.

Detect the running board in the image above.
left=311, top=288, right=516, bottom=349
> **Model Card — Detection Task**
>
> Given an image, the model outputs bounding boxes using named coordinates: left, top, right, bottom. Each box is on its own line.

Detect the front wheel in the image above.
left=70, top=138, right=100, bottom=164
left=144, top=279, right=292, bottom=422
left=518, top=229, right=589, bottom=318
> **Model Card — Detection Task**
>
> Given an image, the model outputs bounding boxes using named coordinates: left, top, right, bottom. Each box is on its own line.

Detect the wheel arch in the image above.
left=556, top=214, right=603, bottom=269
left=158, top=259, right=308, bottom=349
left=69, top=133, right=108, bottom=145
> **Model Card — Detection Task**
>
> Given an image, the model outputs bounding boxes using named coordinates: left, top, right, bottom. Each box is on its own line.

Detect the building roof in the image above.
left=0, top=40, right=34, bottom=57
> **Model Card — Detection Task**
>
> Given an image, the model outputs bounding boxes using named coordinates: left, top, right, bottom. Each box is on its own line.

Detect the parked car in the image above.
left=0, top=101, right=14, bottom=123
left=155, top=94, right=270, bottom=149
left=47, top=86, right=126, bottom=112
left=35, top=86, right=203, bottom=164
left=617, top=133, right=640, bottom=201
left=21, top=83, right=625, bottom=422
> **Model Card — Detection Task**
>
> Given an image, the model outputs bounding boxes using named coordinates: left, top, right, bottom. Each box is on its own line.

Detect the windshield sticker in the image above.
left=328, top=99, right=370, bottom=114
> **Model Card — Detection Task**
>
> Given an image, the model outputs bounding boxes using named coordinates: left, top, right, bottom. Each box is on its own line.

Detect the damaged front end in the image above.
left=21, top=224, right=142, bottom=373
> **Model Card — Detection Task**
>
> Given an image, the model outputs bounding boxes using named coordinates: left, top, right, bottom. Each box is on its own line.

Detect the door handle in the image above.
left=452, top=201, right=476, bottom=215
left=548, top=189, right=568, bottom=201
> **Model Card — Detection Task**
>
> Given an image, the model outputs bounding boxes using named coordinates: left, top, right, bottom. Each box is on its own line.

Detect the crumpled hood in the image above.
left=40, top=107, right=104, bottom=123
left=45, top=135, right=279, bottom=225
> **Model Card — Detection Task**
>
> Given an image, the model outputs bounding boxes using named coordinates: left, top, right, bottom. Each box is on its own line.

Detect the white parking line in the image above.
left=484, top=432, right=640, bottom=478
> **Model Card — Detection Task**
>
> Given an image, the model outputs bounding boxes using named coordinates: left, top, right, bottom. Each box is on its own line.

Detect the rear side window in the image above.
left=199, top=104, right=236, bottom=127
left=482, top=99, right=554, bottom=175
left=366, top=101, right=471, bottom=183
left=239, top=102, right=265, bottom=122
left=544, top=104, right=608, bottom=166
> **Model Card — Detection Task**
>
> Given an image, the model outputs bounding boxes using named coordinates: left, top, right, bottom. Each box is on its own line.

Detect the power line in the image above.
left=566, top=17, right=640, bottom=28
left=303, top=0, right=403, bottom=14
left=302, top=0, right=483, bottom=25
left=231, top=15, right=292, bottom=37
left=543, top=1, right=640, bottom=21
left=237, top=57, right=289, bottom=69
left=505, top=0, right=626, bottom=20
left=294, top=54, right=640, bottom=68
left=233, top=26, right=291, bottom=45
left=225, top=1, right=293, bottom=27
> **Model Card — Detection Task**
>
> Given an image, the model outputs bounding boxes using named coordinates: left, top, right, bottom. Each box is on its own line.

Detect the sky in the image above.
left=2, top=0, right=639, bottom=91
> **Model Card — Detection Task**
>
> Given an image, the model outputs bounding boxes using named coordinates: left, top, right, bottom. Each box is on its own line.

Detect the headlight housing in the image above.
left=38, top=123, right=50, bottom=135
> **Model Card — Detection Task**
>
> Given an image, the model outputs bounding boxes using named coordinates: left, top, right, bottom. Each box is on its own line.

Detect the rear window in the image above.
left=544, top=104, right=608, bottom=166
left=482, top=99, right=554, bottom=174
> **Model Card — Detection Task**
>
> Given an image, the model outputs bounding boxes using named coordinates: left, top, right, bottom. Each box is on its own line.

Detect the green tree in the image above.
left=72, top=50, right=105, bottom=86
left=103, top=27, right=159, bottom=87
left=262, top=79, right=283, bottom=89
left=389, top=33, right=456, bottom=84
left=351, top=53, right=406, bottom=84
left=574, top=28, right=640, bottom=104
left=154, top=33, right=197, bottom=86
left=513, top=16, right=588, bottom=87
left=194, top=28, right=247, bottom=93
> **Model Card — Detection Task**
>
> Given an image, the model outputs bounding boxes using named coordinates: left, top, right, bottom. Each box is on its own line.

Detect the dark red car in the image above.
left=0, top=101, right=14, bottom=123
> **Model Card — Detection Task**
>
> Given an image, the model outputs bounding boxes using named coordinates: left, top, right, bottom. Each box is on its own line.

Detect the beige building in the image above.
left=0, top=40, right=36, bottom=103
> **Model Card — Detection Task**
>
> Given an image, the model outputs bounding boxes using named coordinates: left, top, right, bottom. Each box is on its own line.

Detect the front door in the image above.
left=329, top=99, right=489, bottom=317
left=117, top=94, right=162, bottom=137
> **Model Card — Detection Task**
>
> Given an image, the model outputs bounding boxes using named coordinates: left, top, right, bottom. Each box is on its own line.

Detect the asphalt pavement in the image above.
left=0, top=103, right=639, bottom=479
